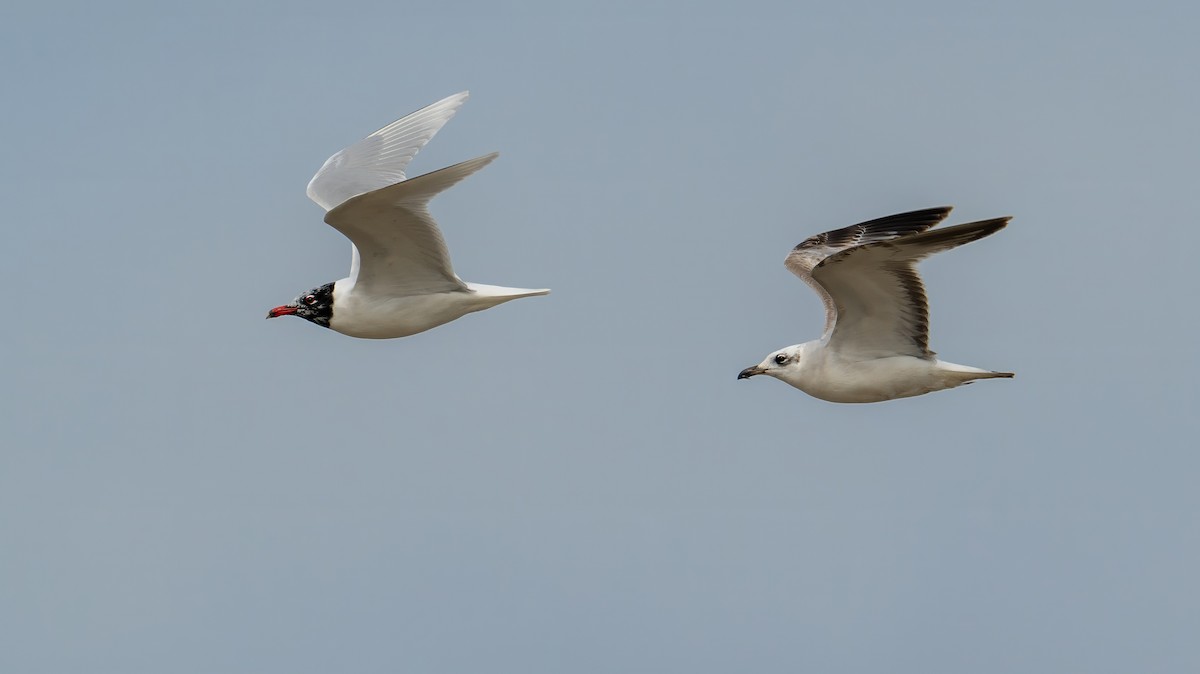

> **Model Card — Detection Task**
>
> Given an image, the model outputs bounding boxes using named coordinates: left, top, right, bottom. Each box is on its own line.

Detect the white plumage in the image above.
left=738, top=207, right=1012, bottom=403
left=267, top=92, right=548, bottom=339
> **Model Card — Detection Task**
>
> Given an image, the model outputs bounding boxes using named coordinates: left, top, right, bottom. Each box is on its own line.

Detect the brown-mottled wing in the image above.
left=803, top=216, right=1010, bottom=358
left=784, top=207, right=954, bottom=342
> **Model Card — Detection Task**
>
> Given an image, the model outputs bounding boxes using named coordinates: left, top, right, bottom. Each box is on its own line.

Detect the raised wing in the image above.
left=785, top=207, right=953, bottom=341
left=306, top=92, right=470, bottom=211
left=808, top=216, right=1010, bottom=358
left=324, top=153, right=498, bottom=296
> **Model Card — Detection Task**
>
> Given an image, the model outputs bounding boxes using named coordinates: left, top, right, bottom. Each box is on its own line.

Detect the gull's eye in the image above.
left=303, top=295, right=317, bottom=306
left=773, top=354, right=788, bottom=365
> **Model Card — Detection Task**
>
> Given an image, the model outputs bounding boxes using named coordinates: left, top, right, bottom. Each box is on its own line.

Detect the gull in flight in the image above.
left=738, top=206, right=1013, bottom=403
left=267, top=92, right=548, bottom=338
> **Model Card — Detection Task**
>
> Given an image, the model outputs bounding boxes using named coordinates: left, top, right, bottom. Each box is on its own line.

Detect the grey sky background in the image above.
left=3, top=1, right=1198, bottom=672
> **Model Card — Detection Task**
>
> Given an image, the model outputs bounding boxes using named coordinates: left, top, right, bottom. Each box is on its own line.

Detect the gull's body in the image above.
left=267, top=92, right=548, bottom=338
left=327, top=280, right=547, bottom=340
left=738, top=207, right=1012, bottom=403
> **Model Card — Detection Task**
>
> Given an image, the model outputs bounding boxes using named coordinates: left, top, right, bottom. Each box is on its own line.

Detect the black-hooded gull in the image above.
left=267, top=92, right=548, bottom=338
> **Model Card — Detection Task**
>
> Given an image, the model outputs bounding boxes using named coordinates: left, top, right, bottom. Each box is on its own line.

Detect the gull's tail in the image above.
left=465, top=283, right=550, bottom=309
left=936, top=361, right=1014, bottom=387
left=967, top=370, right=1015, bottom=381
left=467, top=283, right=550, bottom=299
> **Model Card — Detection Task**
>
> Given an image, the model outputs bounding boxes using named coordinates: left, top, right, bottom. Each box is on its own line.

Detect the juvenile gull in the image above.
left=267, top=91, right=548, bottom=338
left=738, top=206, right=1013, bottom=403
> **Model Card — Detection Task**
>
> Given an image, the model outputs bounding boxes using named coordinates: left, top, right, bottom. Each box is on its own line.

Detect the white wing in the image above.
left=324, top=153, right=498, bottom=296
left=785, top=208, right=1007, bottom=358
left=306, top=91, right=470, bottom=211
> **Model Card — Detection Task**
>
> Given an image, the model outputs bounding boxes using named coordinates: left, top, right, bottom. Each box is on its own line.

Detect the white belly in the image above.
left=799, top=355, right=953, bottom=403
left=329, top=291, right=485, bottom=339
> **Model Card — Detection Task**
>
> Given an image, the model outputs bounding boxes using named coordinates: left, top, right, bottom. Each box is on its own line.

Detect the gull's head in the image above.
left=738, top=345, right=804, bottom=382
left=266, top=281, right=336, bottom=328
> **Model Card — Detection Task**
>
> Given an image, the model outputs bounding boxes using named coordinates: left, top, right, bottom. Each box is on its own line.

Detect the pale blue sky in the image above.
left=3, top=1, right=1199, bottom=672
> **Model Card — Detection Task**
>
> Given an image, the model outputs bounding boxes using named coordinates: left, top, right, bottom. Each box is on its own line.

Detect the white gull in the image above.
left=738, top=206, right=1013, bottom=403
left=267, top=91, right=548, bottom=338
